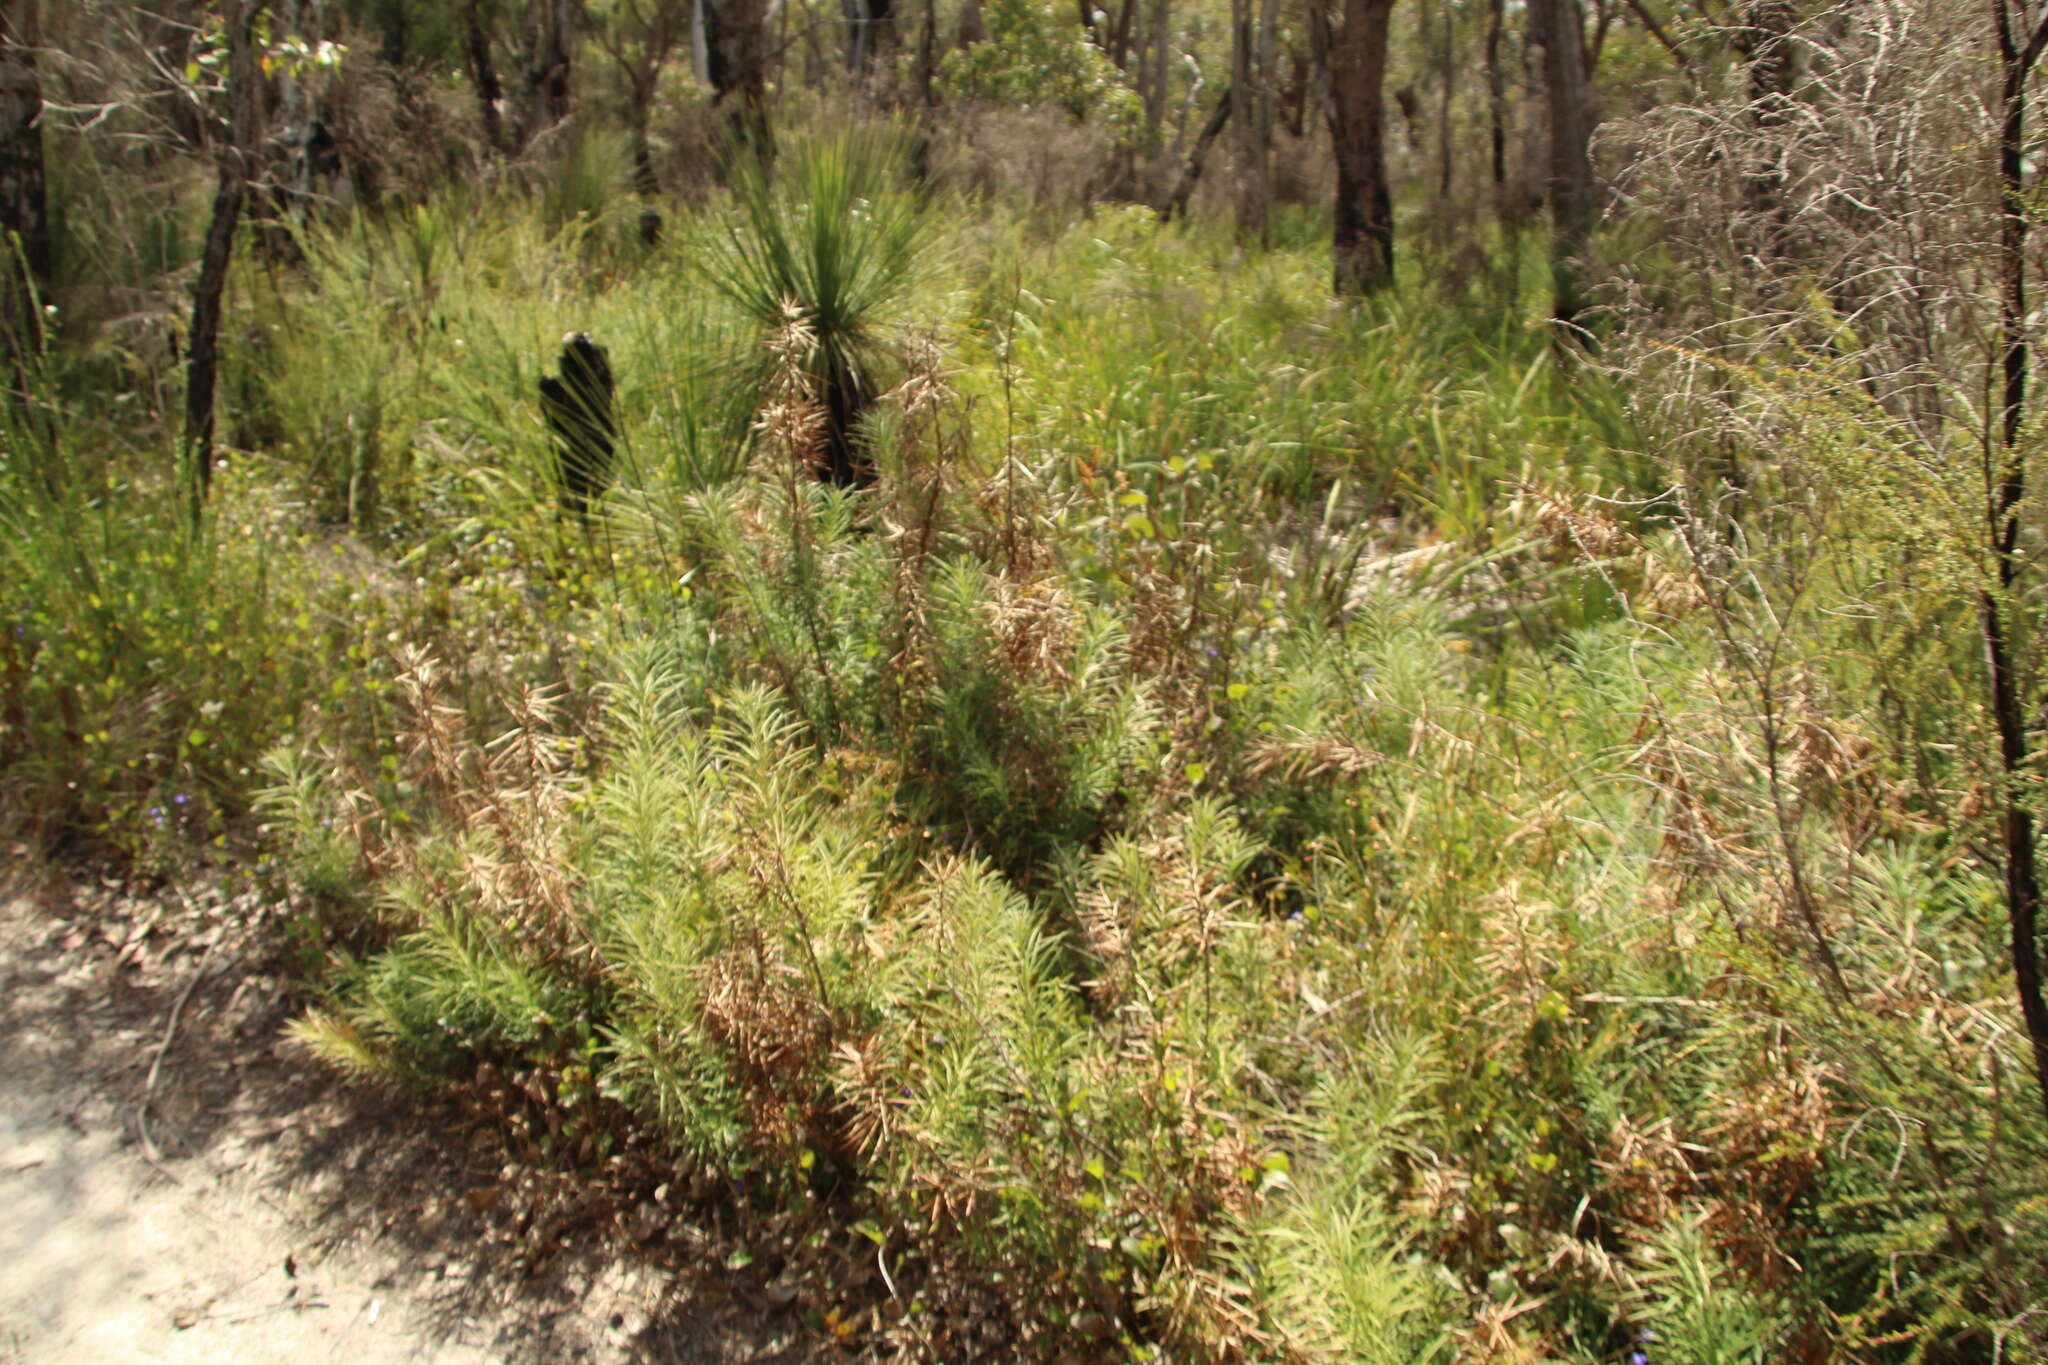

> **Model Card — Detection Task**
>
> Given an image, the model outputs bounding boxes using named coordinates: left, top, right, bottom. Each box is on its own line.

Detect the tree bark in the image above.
left=1432, top=0, right=1453, bottom=200
left=1109, top=0, right=1138, bottom=70
left=1328, top=0, right=1397, bottom=295
left=1159, top=80, right=1232, bottom=224
left=843, top=0, right=895, bottom=74
left=1987, top=0, right=2048, bottom=1127
left=705, top=0, right=772, bottom=153
left=1485, top=0, right=1507, bottom=192
left=916, top=0, right=937, bottom=106
left=1531, top=0, right=1595, bottom=330
left=523, top=0, right=574, bottom=143
left=0, top=0, right=49, bottom=366
left=1142, top=0, right=1169, bottom=147
left=1735, top=0, right=1795, bottom=250
left=186, top=1, right=261, bottom=508
left=464, top=0, right=508, bottom=151
left=1231, top=0, right=1267, bottom=241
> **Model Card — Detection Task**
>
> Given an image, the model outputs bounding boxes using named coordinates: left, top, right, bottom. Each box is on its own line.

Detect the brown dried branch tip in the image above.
left=1515, top=481, right=1705, bottom=618
left=333, top=644, right=593, bottom=973
left=1242, top=731, right=1387, bottom=782
left=757, top=301, right=828, bottom=479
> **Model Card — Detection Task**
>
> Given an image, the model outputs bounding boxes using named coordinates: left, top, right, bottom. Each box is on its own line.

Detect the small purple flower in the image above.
left=1629, top=1354, right=1647, bottom=1365
left=173, top=794, right=188, bottom=806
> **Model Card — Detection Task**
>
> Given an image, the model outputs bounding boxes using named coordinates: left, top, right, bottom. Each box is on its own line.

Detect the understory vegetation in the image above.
left=7, top=2, right=2048, bottom=1359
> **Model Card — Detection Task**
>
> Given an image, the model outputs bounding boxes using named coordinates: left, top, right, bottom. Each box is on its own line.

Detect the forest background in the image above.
left=2, top=0, right=2046, bottom=1359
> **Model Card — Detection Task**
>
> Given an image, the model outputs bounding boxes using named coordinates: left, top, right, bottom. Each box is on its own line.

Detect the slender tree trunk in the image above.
left=1231, top=0, right=1267, bottom=241
left=186, top=1, right=261, bottom=508
left=1328, top=0, right=1398, bottom=295
left=691, top=0, right=711, bottom=83
left=0, top=0, right=49, bottom=366
left=1109, top=0, right=1137, bottom=69
left=1988, top=0, right=2048, bottom=1127
left=1143, top=0, right=1169, bottom=148
left=1257, top=0, right=1277, bottom=162
left=843, top=0, right=895, bottom=74
left=1531, top=0, right=1595, bottom=330
left=631, top=105, right=662, bottom=242
left=706, top=0, right=772, bottom=154
left=957, top=0, right=984, bottom=47
left=523, top=0, right=573, bottom=142
left=1485, top=0, right=1507, bottom=192
left=917, top=0, right=937, bottom=106
left=1159, top=81, right=1232, bottom=223
left=1736, top=0, right=1795, bottom=252
left=250, top=0, right=315, bottom=262
left=464, top=0, right=508, bottom=151
left=1433, top=1, right=1453, bottom=200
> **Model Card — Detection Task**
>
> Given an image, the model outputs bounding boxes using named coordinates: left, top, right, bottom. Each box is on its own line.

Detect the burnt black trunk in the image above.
left=539, top=332, right=619, bottom=521
left=185, top=1, right=260, bottom=507
left=1988, top=0, right=2048, bottom=1126
left=0, top=0, right=49, bottom=364
left=465, top=0, right=508, bottom=151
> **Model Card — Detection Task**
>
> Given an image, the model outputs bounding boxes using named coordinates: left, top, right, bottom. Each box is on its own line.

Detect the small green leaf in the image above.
left=1183, top=762, right=1207, bottom=785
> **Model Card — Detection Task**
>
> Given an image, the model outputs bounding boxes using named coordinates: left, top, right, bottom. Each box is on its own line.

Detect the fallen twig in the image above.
left=137, top=938, right=223, bottom=1168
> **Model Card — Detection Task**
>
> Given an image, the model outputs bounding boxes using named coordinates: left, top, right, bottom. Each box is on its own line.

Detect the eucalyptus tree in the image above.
left=1327, top=0, right=1397, bottom=294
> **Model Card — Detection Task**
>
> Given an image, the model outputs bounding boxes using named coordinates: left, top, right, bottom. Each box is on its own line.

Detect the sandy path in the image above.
left=0, top=871, right=811, bottom=1364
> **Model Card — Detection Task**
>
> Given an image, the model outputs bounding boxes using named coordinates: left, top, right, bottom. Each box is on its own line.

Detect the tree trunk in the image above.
left=1433, top=0, right=1454, bottom=200
left=1142, top=0, right=1169, bottom=149
left=186, top=0, right=261, bottom=508
left=1328, top=0, right=1397, bottom=295
left=1108, top=0, right=1136, bottom=69
left=1485, top=0, right=1507, bottom=192
left=706, top=0, right=772, bottom=153
left=1159, top=80, right=1232, bottom=224
left=1735, top=0, right=1795, bottom=250
left=1531, top=0, right=1595, bottom=330
left=1987, top=0, right=2048, bottom=1127
left=251, top=0, right=316, bottom=263
left=464, top=0, right=508, bottom=151
left=916, top=0, right=938, bottom=106
left=1231, top=0, right=1267, bottom=241
left=0, top=0, right=49, bottom=367
left=523, top=0, right=573, bottom=143
left=843, top=0, right=894, bottom=74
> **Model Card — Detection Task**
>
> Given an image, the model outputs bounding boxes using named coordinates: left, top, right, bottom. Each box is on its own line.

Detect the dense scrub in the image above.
left=6, top=99, right=2047, bottom=1365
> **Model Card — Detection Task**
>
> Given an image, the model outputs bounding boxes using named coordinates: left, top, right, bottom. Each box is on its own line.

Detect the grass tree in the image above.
left=702, top=127, right=930, bottom=488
